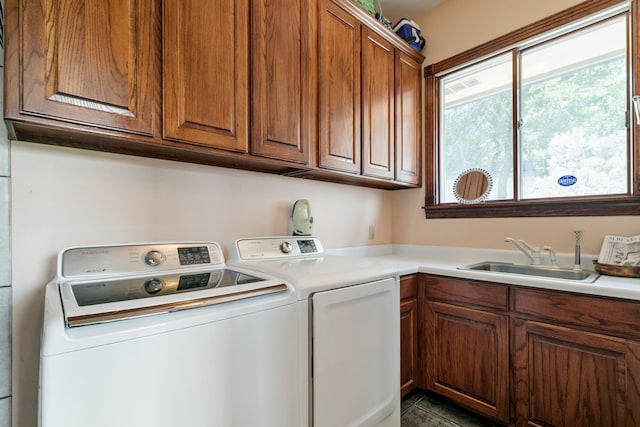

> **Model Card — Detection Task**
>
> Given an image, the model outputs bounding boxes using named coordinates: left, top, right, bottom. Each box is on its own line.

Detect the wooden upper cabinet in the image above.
left=163, top=0, right=249, bottom=153
left=362, top=28, right=395, bottom=180
left=395, top=51, right=422, bottom=185
left=6, top=0, right=422, bottom=189
left=318, top=0, right=423, bottom=185
left=6, top=0, right=157, bottom=135
left=318, top=0, right=361, bottom=174
left=250, top=0, right=317, bottom=164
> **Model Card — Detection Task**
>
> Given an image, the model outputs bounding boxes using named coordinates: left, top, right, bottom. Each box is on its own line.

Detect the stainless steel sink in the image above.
left=459, top=261, right=600, bottom=282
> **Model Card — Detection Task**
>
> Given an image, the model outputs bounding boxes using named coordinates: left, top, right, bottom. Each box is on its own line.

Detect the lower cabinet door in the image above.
left=513, top=319, right=640, bottom=427
left=425, top=301, right=509, bottom=423
left=400, top=297, right=418, bottom=397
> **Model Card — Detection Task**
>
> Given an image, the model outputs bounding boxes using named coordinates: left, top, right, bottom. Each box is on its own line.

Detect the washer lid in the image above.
left=60, top=268, right=288, bottom=327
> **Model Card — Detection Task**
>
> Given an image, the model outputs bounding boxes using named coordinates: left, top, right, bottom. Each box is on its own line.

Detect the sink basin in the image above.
left=459, top=261, right=600, bottom=282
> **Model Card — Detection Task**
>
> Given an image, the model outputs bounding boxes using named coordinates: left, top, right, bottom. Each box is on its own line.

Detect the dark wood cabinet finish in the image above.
left=422, top=275, right=509, bottom=423
left=318, top=0, right=361, bottom=174
left=513, top=319, right=640, bottom=427
left=5, top=0, right=423, bottom=190
left=361, top=28, right=395, bottom=180
left=163, top=0, right=249, bottom=152
left=419, top=274, right=640, bottom=426
left=512, top=286, right=640, bottom=427
left=427, top=302, right=509, bottom=423
left=513, top=287, right=640, bottom=339
left=400, top=274, right=418, bottom=397
left=317, top=0, right=424, bottom=185
left=424, top=274, right=509, bottom=310
left=395, top=52, right=422, bottom=185
left=250, top=0, right=316, bottom=164
left=5, top=0, right=157, bottom=135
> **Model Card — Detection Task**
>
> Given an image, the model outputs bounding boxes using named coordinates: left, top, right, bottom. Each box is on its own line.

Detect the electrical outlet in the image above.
left=368, top=225, right=375, bottom=240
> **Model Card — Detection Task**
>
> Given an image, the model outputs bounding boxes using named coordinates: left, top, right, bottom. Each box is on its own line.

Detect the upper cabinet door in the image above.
left=318, top=0, right=361, bottom=174
left=163, top=0, right=249, bottom=153
left=10, top=0, right=157, bottom=135
left=251, top=0, right=317, bottom=164
left=362, top=28, right=395, bottom=180
left=395, top=52, right=422, bottom=185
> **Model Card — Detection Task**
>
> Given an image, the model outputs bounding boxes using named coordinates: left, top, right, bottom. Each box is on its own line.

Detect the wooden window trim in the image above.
left=424, top=0, right=640, bottom=219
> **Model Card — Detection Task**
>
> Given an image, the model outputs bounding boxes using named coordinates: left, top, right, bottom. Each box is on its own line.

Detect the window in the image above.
left=424, top=1, right=640, bottom=218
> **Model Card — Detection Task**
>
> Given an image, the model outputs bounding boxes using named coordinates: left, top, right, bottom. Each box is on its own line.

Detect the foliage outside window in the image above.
left=424, top=0, right=640, bottom=218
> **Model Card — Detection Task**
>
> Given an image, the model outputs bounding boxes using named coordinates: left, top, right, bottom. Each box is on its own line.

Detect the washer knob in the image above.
left=144, top=250, right=165, bottom=266
left=280, top=241, right=293, bottom=254
left=144, top=278, right=164, bottom=294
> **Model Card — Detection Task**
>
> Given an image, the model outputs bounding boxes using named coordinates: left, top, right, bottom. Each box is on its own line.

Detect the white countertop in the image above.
left=326, top=244, right=640, bottom=301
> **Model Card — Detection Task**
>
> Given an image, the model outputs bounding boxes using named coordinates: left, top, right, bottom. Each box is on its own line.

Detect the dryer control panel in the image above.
left=232, top=237, right=324, bottom=260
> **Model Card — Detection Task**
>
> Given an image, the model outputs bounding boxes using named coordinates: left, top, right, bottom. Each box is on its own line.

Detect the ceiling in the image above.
left=379, top=0, right=445, bottom=25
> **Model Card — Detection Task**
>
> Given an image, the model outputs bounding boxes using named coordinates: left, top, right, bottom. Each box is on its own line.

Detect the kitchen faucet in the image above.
left=505, top=237, right=542, bottom=265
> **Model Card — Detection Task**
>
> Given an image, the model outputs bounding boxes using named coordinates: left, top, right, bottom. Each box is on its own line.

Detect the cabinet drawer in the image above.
left=424, top=275, right=508, bottom=311
left=400, top=274, right=417, bottom=300
left=514, top=287, right=640, bottom=339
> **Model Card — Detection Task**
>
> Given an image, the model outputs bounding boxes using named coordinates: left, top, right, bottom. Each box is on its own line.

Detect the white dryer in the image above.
left=40, top=242, right=299, bottom=427
left=228, top=236, right=400, bottom=427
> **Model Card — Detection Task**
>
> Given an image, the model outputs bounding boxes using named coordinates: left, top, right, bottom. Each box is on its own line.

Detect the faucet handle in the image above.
left=518, top=239, right=535, bottom=251
left=543, top=246, right=558, bottom=266
left=518, top=240, right=542, bottom=264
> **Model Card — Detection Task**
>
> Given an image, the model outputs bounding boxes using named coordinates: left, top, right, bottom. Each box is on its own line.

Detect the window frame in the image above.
left=424, top=0, right=640, bottom=219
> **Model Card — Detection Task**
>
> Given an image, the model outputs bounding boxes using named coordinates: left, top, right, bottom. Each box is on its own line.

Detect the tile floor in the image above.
left=401, top=390, right=502, bottom=427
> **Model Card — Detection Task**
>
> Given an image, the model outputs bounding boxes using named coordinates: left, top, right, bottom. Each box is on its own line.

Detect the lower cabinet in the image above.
left=513, top=319, right=640, bottom=427
left=426, top=302, right=509, bottom=422
left=512, top=287, right=640, bottom=427
left=400, top=274, right=418, bottom=397
left=421, top=275, right=509, bottom=423
left=418, top=274, right=640, bottom=426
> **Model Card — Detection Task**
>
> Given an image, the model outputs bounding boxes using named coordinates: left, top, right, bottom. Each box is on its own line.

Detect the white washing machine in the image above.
left=40, top=242, right=299, bottom=427
left=228, top=236, right=400, bottom=427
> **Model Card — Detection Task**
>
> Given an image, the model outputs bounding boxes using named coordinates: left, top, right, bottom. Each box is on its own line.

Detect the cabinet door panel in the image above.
left=251, top=0, right=315, bottom=164
left=163, top=0, right=248, bottom=152
left=318, top=1, right=361, bottom=173
left=426, top=301, right=509, bottom=423
left=395, top=52, right=421, bottom=185
left=19, top=0, right=156, bottom=134
left=514, top=319, right=640, bottom=427
left=400, top=298, right=417, bottom=397
left=362, top=28, right=394, bottom=180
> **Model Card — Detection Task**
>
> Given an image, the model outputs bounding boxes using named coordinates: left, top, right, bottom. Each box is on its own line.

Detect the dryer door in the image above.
left=312, top=277, right=400, bottom=427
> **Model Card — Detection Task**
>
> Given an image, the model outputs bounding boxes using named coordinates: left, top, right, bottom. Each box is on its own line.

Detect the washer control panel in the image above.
left=61, top=242, right=223, bottom=278
left=233, top=237, right=323, bottom=260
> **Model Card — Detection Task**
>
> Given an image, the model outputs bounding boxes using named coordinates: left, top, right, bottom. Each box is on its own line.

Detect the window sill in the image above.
left=423, top=197, right=640, bottom=219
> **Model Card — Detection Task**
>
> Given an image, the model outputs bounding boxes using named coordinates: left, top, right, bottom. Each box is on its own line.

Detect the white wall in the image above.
left=393, top=0, right=640, bottom=255
left=11, top=141, right=392, bottom=427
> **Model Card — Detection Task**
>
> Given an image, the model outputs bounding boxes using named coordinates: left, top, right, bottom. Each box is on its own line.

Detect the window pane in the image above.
left=520, top=16, right=628, bottom=199
left=440, top=53, right=514, bottom=203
